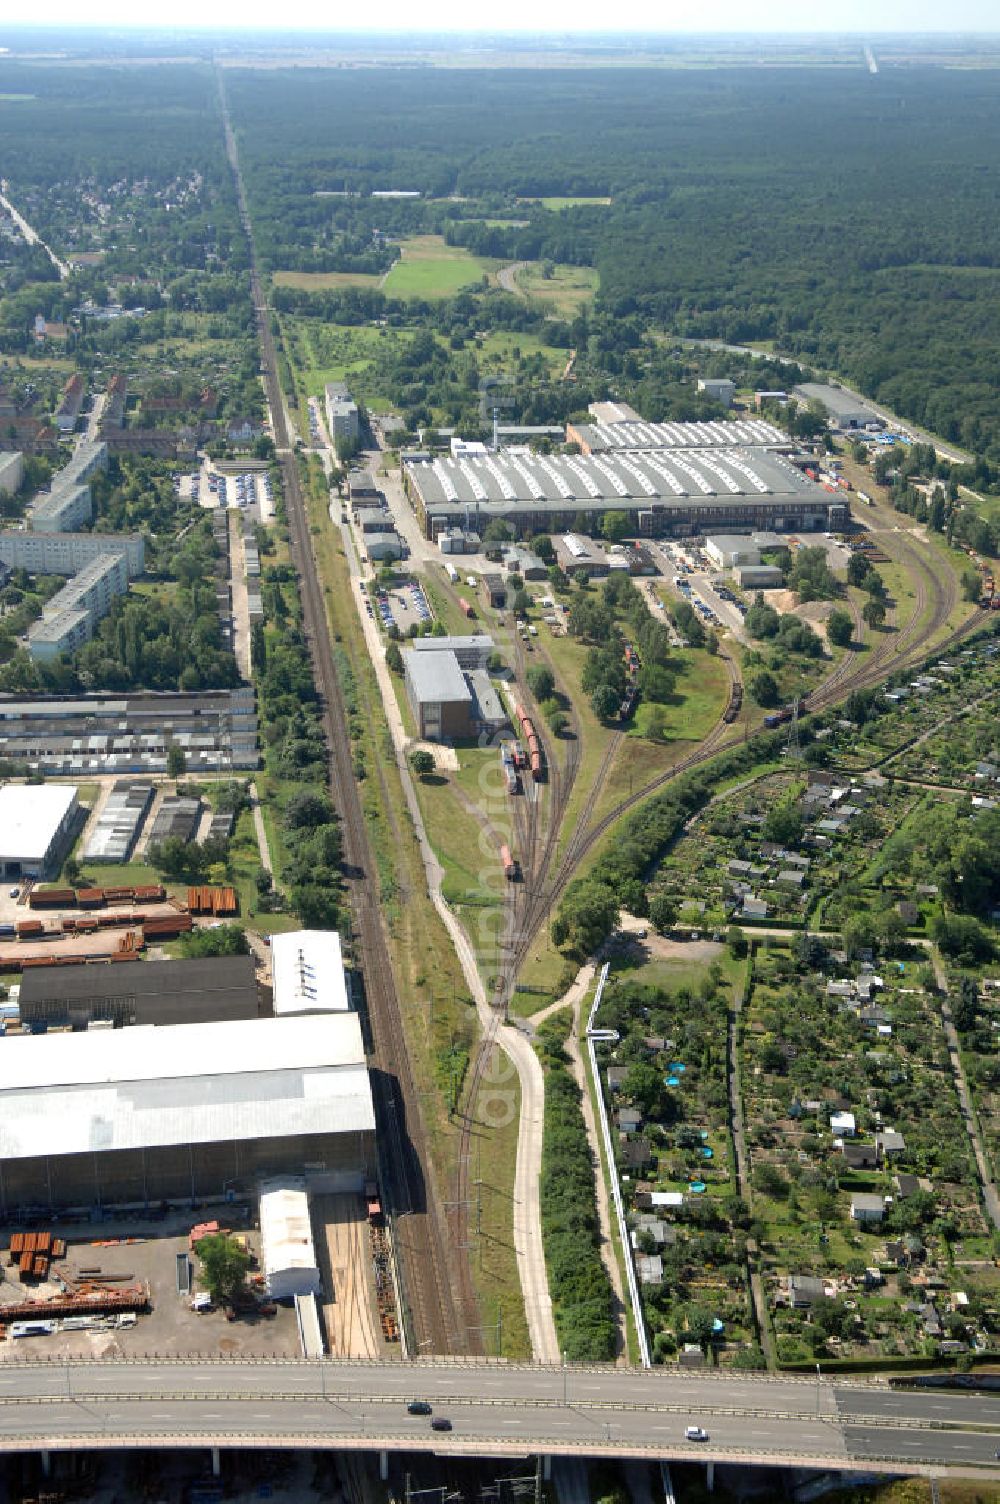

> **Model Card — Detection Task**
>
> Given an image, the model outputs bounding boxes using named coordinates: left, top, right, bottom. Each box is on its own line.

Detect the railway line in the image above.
left=506, top=525, right=980, bottom=968
left=219, top=89, right=465, bottom=1356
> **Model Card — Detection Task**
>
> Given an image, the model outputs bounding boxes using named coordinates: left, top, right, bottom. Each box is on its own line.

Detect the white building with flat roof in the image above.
left=271, top=930, right=350, bottom=1015
left=259, top=1178, right=322, bottom=1301
left=0, top=782, right=78, bottom=879
left=0, top=1012, right=376, bottom=1212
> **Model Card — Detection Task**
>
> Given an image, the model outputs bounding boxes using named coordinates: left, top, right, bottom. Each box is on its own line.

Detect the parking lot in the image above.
left=182, top=463, right=275, bottom=522
left=373, top=578, right=434, bottom=635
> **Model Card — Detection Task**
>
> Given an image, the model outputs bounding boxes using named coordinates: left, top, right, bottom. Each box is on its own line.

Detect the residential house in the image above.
left=830, top=1111, right=856, bottom=1138
left=786, top=1275, right=827, bottom=1309
left=607, top=1065, right=630, bottom=1091
left=635, top=1254, right=663, bottom=1285
left=894, top=1173, right=921, bottom=1200
left=850, top=1193, right=885, bottom=1224
left=621, top=1137, right=652, bottom=1171
left=876, top=1129, right=906, bottom=1162
left=617, top=1108, right=642, bottom=1133
left=841, top=1142, right=878, bottom=1171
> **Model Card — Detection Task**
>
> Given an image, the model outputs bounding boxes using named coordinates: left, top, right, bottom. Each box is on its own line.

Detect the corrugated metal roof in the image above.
left=0, top=1063, right=374, bottom=1159
left=272, top=930, right=349, bottom=1015
left=0, top=1013, right=365, bottom=1091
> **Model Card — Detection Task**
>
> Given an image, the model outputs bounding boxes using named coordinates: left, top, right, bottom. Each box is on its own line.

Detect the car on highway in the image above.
left=685, top=1426, right=709, bottom=1442
left=407, top=1401, right=432, bottom=1415
left=431, top=1417, right=452, bottom=1431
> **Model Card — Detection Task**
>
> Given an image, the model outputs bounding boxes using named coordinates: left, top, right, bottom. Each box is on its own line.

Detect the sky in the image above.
left=0, top=2, right=999, bottom=33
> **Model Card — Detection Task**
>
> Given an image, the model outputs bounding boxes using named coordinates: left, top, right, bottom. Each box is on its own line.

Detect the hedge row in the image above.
left=538, top=1027, right=617, bottom=1362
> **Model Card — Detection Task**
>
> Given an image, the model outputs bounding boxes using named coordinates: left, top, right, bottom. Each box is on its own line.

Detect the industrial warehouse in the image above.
left=0, top=1012, right=376, bottom=1213
left=402, top=441, right=848, bottom=543
left=0, top=687, right=258, bottom=774
left=0, top=783, right=80, bottom=879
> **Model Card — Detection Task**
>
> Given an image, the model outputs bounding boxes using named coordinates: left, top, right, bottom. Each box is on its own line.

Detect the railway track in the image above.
left=219, top=89, right=464, bottom=1356
left=507, top=534, right=980, bottom=967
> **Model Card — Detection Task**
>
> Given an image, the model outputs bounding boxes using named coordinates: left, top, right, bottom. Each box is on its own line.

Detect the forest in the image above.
left=223, top=64, right=1000, bottom=463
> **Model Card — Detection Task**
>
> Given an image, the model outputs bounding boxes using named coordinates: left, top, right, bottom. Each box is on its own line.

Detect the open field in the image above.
left=273, top=268, right=382, bottom=291
left=382, top=235, right=496, bottom=299
left=513, top=260, right=600, bottom=316
left=520, top=196, right=612, bottom=210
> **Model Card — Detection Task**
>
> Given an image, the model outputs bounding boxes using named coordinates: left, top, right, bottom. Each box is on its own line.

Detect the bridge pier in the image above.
left=379, top=1451, right=389, bottom=1482
left=705, top=1461, right=714, bottom=1494
left=542, top=1457, right=552, bottom=1482
left=211, top=1449, right=221, bottom=1479
left=40, top=1452, right=51, bottom=1480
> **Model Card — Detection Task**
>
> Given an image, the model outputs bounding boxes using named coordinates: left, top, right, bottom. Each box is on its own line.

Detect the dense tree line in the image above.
left=536, top=1018, right=617, bottom=1361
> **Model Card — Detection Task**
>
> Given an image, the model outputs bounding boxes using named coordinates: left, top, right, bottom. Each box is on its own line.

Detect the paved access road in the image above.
left=0, top=1361, right=996, bottom=1474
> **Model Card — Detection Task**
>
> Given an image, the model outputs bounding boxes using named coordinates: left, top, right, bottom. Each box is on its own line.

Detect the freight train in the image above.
left=500, top=740, right=520, bottom=794
left=513, top=702, right=545, bottom=781
left=763, top=695, right=809, bottom=730
left=620, top=641, right=641, bottom=722
left=722, top=680, right=743, bottom=724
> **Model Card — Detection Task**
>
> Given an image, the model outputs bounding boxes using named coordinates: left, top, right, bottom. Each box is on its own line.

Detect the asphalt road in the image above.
left=0, top=1361, right=994, bottom=1474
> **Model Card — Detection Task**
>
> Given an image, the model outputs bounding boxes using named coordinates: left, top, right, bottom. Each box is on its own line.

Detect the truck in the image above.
left=457, top=597, right=475, bottom=619
left=444, top=562, right=459, bottom=583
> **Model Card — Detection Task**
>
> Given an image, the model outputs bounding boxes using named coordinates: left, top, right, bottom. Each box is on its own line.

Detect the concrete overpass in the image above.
left=0, top=1360, right=997, bottom=1480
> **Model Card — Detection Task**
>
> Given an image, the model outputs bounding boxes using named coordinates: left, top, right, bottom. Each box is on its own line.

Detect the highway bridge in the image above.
left=0, top=1360, right=998, bottom=1479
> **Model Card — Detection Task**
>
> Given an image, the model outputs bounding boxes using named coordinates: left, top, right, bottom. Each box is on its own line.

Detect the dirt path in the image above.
left=334, top=510, right=559, bottom=1363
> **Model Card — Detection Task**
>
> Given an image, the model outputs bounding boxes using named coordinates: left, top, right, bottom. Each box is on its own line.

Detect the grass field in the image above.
left=382, top=235, right=495, bottom=300
left=513, top=261, right=600, bottom=318
left=520, top=196, right=612, bottom=211
left=476, top=329, right=570, bottom=377
left=273, top=269, right=381, bottom=291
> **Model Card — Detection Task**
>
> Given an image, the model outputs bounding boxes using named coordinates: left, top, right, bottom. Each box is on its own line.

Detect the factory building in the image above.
left=0, top=1013, right=376, bottom=1213
left=403, top=444, right=847, bottom=543
left=554, top=533, right=610, bottom=578
left=735, top=565, right=784, bottom=589
left=793, top=384, right=883, bottom=431
left=697, top=378, right=736, bottom=408
left=705, top=535, right=763, bottom=569
left=0, top=688, right=258, bottom=775
left=404, top=649, right=473, bottom=741
left=17, top=956, right=262, bottom=1031
left=271, top=929, right=351, bottom=1016
left=566, top=416, right=788, bottom=455
left=0, top=783, right=79, bottom=880
left=0, top=451, right=24, bottom=496
left=0, top=530, right=145, bottom=579
left=325, top=382, right=360, bottom=449
left=408, top=634, right=495, bottom=670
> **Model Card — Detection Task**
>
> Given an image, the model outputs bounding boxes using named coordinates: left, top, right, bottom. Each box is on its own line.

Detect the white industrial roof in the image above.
left=0, top=783, right=77, bottom=861
left=0, top=1014, right=374, bottom=1160
left=259, top=1179, right=319, bottom=1279
left=271, top=930, right=350, bottom=1015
